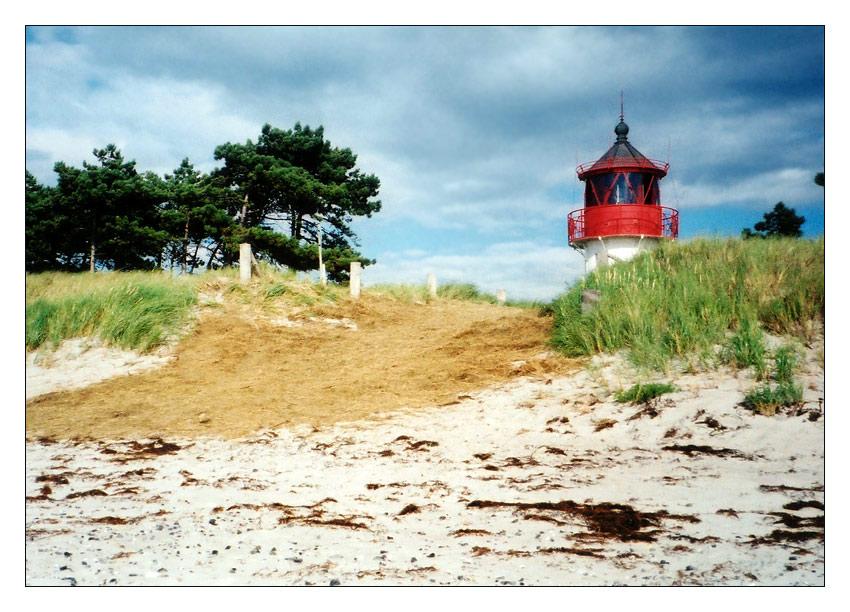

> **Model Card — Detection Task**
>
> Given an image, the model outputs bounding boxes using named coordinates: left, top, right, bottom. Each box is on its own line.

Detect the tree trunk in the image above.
left=89, top=241, right=96, bottom=273
left=240, top=194, right=249, bottom=228
left=206, top=240, right=221, bottom=269
left=182, top=219, right=190, bottom=274
left=189, top=241, right=202, bottom=274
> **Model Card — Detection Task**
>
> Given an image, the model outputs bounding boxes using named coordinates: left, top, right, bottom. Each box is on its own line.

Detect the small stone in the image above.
left=209, top=519, right=217, bottom=525
left=330, top=579, right=341, bottom=586
left=685, top=565, right=695, bottom=572
left=427, top=553, right=435, bottom=558
left=211, top=550, right=218, bottom=555
left=411, top=557, right=417, bottom=563
left=198, top=413, right=210, bottom=423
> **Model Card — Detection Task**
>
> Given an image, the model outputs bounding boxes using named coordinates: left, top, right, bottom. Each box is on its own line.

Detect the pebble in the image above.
left=330, top=578, right=341, bottom=586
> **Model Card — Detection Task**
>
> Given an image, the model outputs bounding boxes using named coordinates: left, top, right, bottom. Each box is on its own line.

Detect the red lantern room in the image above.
left=568, top=112, right=678, bottom=272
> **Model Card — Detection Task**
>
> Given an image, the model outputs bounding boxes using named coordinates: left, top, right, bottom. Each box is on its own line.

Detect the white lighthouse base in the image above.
left=575, top=236, right=660, bottom=274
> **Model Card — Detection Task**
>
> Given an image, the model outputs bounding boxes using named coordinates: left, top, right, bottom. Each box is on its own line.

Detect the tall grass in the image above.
left=26, top=271, right=199, bottom=353
left=551, top=237, right=824, bottom=371
left=742, top=343, right=804, bottom=415
left=368, top=282, right=499, bottom=304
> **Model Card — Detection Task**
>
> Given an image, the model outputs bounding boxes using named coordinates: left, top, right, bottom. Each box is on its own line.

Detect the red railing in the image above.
left=577, top=157, right=669, bottom=177
left=568, top=205, right=678, bottom=243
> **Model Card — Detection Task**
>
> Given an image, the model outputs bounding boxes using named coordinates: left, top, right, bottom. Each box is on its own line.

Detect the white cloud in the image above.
left=362, top=240, right=585, bottom=302
left=675, top=167, right=824, bottom=210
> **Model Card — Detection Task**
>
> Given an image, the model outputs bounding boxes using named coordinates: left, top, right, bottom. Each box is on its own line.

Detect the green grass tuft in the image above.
left=742, top=381, right=803, bottom=416
left=742, top=342, right=805, bottom=415
left=614, top=382, right=677, bottom=404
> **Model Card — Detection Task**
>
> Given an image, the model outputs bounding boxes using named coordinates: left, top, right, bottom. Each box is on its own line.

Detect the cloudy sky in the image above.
left=25, top=25, right=825, bottom=300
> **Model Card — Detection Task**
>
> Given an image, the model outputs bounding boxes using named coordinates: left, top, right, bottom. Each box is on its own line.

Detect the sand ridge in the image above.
left=26, top=296, right=578, bottom=439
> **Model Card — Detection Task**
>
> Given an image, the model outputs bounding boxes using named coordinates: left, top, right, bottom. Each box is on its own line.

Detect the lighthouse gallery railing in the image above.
left=568, top=205, right=679, bottom=243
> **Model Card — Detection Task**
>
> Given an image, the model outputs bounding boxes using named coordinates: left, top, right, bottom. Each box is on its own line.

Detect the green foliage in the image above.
left=212, top=123, right=381, bottom=279
left=26, top=272, right=198, bottom=352
left=160, top=158, right=238, bottom=273
left=742, top=202, right=805, bottom=238
left=26, top=123, right=383, bottom=281
left=742, top=346, right=804, bottom=415
left=742, top=383, right=802, bottom=415
left=614, top=382, right=676, bottom=404
left=724, top=317, right=768, bottom=380
left=27, top=146, right=172, bottom=272
left=550, top=237, right=824, bottom=372
left=772, top=344, right=800, bottom=385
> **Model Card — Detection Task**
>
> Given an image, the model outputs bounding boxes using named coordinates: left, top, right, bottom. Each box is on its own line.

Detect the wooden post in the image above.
left=496, top=289, right=506, bottom=305
left=317, top=217, right=326, bottom=286
left=581, top=289, right=601, bottom=314
left=350, top=261, right=361, bottom=299
left=427, top=273, right=437, bottom=298
left=240, top=243, right=252, bottom=283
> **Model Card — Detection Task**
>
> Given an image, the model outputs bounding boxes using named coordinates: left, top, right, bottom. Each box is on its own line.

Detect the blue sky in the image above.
left=25, top=25, right=825, bottom=300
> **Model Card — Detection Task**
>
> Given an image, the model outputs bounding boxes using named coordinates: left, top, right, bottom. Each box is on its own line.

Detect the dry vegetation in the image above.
left=26, top=279, right=579, bottom=440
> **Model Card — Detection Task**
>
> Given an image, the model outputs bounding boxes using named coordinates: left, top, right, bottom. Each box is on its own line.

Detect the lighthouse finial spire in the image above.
left=614, top=91, right=629, bottom=142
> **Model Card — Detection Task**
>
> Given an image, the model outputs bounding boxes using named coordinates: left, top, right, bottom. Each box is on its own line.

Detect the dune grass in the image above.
left=25, top=269, right=531, bottom=354
left=26, top=271, right=199, bottom=353
left=614, top=382, right=677, bottom=404
left=550, top=237, right=824, bottom=372
left=742, top=344, right=804, bottom=415
left=367, top=282, right=499, bottom=304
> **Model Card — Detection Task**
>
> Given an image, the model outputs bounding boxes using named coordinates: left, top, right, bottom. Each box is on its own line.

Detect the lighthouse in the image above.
left=567, top=112, right=678, bottom=273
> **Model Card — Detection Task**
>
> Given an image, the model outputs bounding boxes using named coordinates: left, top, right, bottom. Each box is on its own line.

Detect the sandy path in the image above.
left=26, top=298, right=577, bottom=439
left=25, top=347, right=824, bottom=586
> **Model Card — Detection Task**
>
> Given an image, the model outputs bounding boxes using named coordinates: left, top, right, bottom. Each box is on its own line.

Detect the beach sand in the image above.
left=25, top=339, right=824, bottom=586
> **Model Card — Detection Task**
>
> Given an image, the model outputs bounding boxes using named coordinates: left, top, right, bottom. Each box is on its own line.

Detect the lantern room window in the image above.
left=585, top=171, right=661, bottom=206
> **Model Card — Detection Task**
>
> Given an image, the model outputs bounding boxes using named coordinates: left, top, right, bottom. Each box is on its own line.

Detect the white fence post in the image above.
left=350, top=261, right=361, bottom=299
left=427, top=273, right=437, bottom=298
left=239, top=243, right=252, bottom=283
left=496, top=289, right=506, bottom=305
